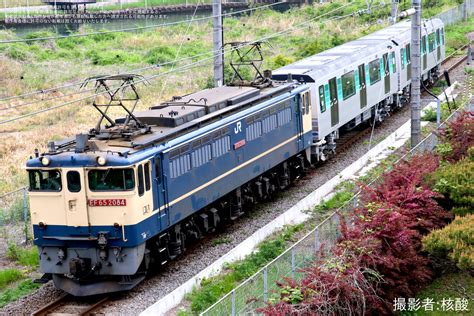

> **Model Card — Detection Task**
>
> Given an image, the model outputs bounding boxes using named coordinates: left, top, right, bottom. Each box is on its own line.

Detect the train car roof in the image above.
left=272, top=18, right=444, bottom=82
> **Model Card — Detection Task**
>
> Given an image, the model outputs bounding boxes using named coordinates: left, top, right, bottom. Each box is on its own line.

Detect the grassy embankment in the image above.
left=0, top=243, right=40, bottom=308
left=0, top=0, right=390, bottom=194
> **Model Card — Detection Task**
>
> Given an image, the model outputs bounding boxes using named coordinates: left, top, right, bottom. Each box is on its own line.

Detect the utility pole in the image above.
left=213, top=0, right=224, bottom=87
left=410, top=0, right=421, bottom=148
left=463, top=0, right=468, bottom=21
left=390, top=0, right=398, bottom=24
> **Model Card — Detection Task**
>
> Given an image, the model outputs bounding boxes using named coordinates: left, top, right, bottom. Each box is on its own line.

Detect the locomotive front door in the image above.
left=153, top=156, right=169, bottom=231
left=383, top=53, right=390, bottom=94
left=64, top=168, right=90, bottom=234
left=329, top=77, right=339, bottom=127
left=436, top=30, right=441, bottom=61
left=422, top=35, right=428, bottom=71
left=358, top=64, right=367, bottom=109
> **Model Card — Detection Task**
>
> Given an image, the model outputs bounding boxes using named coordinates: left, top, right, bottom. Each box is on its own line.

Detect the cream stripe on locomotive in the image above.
left=30, top=134, right=302, bottom=227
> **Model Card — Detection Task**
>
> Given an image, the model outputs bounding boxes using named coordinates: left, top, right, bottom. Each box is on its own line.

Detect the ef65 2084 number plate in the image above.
left=88, top=199, right=126, bottom=207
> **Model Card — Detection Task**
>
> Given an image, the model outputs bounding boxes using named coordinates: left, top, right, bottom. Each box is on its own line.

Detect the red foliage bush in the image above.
left=437, top=111, right=474, bottom=161
left=259, top=154, right=452, bottom=315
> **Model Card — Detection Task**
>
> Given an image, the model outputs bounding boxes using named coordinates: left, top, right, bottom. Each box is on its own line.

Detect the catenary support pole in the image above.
left=213, top=0, right=224, bottom=87
left=410, top=0, right=422, bottom=148
left=391, top=0, right=398, bottom=24
left=463, top=0, right=468, bottom=21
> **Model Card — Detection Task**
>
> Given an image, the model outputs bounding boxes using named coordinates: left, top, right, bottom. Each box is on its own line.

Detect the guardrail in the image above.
left=200, top=96, right=472, bottom=315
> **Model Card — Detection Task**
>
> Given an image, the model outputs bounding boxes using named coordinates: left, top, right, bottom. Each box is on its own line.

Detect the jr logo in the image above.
left=234, top=121, right=242, bottom=134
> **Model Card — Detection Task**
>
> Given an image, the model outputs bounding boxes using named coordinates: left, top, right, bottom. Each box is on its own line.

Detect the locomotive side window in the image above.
left=341, top=71, right=356, bottom=100
left=138, top=165, right=144, bottom=196
left=88, top=168, right=134, bottom=191
left=369, top=59, right=381, bottom=85
left=144, top=162, right=151, bottom=191
left=29, top=170, right=62, bottom=192
left=67, top=171, right=81, bottom=193
left=318, top=85, right=326, bottom=113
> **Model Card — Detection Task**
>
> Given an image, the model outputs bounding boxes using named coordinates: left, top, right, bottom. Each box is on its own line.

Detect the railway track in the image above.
left=442, top=44, right=469, bottom=73
left=27, top=43, right=470, bottom=316
left=31, top=293, right=109, bottom=316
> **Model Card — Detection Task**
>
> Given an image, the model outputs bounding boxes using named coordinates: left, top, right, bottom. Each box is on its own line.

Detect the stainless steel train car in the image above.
left=273, top=18, right=445, bottom=160
left=26, top=18, right=445, bottom=296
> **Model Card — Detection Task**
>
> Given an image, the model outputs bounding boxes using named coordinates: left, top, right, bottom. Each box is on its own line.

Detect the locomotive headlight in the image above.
left=40, top=157, right=50, bottom=166
left=97, top=156, right=107, bottom=166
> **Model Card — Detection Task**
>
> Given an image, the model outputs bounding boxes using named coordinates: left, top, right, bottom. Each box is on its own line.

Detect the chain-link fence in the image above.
left=201, top=97, right=472, bottom=316
left=0, top=187, right=30, bottom=243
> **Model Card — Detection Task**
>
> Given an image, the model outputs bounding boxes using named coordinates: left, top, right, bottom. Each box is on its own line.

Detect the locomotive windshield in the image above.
left=88, top=168, right=135, bottom=191
left=29, top=170, right=62, bottom=192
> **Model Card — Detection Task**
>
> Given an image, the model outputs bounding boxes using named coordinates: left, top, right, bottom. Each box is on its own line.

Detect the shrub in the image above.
left=429, top=158, right=474, bottom=216
left=145, top=46, right=177, bottom=65
left=6, top=243, right=39, bottom=268
left=261, top=153, right=451, bottom=315
left=422, top=214, right=474, bottom=270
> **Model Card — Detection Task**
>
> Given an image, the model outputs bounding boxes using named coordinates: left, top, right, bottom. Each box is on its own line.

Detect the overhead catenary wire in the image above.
left=0, top=1, right=286, bottom=106
left=0, top=0, right=366, bottom=126
left=0, top=1, right=285, bottom=45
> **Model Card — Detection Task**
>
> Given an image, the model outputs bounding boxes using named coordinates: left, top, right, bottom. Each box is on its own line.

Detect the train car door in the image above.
left=358, top=64, right=367, bottom=109
left=436, top=29, right=441, bottom=61
left=298, top=90, right=312, bottom=151
left=329, top=77, right=339, bottom=127
left=383, top=53, right=390, bottom=94
left=153, top=155, right=169, bottom=230
left=64, top=168, right=90, bottom=234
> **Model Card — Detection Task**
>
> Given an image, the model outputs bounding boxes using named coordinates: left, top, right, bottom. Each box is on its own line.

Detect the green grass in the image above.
left=314, top=182, right=355, bottom=212
left=401, top=271, right=474, bottom=315
left=185, top=224, right=305, bottom=314
left=0, top=269, right=23, bottom=290
left=444, top=17, right=474, bottom=56
left=6, top=243, right=39, bottom=268
left=0, top=279, right=41, bottom=308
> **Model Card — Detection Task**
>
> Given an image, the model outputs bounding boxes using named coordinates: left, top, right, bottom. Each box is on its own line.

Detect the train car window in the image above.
left=406, top=44, right=411, bottom=63
left=144, top=162, right=151, bottom=191
left=436, top=29, right=440, bottom=47
left=29, top=170, right=62, bottom=192
left=341, top=71, right=356, bottom=100
left=369, top=59, right=381, bottom=85
left=192, top=144, right=212, bottom=167
left=88, top=168, right=134, bottom=191
left=428, top=33, right=436, bottom=52
left=422, top=35, right=427, bottom=55
left=138, top=165, right=145, bottom=196
left=154, top=157, right=162, bottom=184
left=390, top=52, right=397, bottom=73
left=304, top=92, right=310, bottom=114
left=318, top=85, right=326, bottom=113
left=67, top=171, right=81, bottom=193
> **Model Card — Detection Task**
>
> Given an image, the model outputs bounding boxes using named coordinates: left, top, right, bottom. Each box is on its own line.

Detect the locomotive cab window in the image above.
left=369, top=59, right=381, bottom=85
left=67, top=171, right=81, bottom=193
left=88, top=168, right=135, bottom=191
left=154, top=157, right=162, bottom=184
left=428, top=33, right=436, bottom=52
left=29, top=170, right=62, bottom=192
left=341, top=71, right=356, bottom=100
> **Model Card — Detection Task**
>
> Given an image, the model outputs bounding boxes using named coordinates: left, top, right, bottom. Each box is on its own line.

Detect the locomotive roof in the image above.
left=273, top=18, right=444, bottom=82
left=31, top=82, right=297, bottom=165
